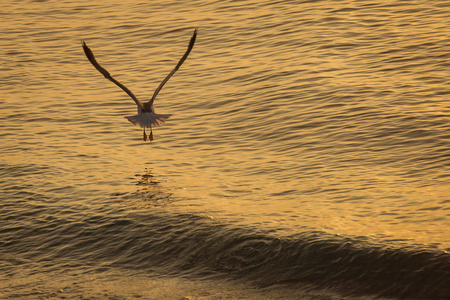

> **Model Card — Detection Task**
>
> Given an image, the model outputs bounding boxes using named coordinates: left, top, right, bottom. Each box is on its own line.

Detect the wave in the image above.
left=1, top=205, right=449, bottom=299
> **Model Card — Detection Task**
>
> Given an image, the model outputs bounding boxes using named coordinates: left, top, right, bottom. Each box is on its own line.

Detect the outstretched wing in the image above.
left=147, top=28, right=197, bottom=106
left=82, top=41, right=144, bottom=110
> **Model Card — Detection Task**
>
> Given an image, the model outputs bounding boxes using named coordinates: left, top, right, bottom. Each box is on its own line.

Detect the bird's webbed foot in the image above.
left=149, top=127, right=154, bottom=141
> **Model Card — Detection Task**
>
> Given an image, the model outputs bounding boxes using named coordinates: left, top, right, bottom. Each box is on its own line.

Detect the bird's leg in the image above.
left=143, top=128, right=147, bottom=141
left=149, top=125, right=154, bottom=141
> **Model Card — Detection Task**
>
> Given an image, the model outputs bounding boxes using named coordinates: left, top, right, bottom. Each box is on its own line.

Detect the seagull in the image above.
left=82, top=28, right=197, bottom=142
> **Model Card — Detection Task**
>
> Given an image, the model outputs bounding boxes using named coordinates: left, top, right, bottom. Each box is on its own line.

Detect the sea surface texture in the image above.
left=1, top=0, right=449, bottom=299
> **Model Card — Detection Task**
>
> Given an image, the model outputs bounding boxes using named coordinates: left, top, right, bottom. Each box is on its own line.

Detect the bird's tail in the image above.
left=125, top=112, right=171, bottom=128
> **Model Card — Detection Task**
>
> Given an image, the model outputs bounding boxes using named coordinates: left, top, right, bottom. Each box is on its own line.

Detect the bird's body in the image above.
left=125, top=105, right=171, bottom=141
left=82, top=28, right=197, bottom=141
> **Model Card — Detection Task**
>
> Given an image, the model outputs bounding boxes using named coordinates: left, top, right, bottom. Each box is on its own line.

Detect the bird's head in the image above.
left=142, top=102, right=153, bottom=113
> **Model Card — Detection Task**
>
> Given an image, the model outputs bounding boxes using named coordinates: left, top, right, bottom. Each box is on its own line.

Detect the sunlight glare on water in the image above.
left=2, top=0, right=449, bottom=246
left=1, top=0, right=449, bottom=298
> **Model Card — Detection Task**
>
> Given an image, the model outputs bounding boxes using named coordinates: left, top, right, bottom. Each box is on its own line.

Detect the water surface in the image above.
left=1, top=0, right=449, bottom=299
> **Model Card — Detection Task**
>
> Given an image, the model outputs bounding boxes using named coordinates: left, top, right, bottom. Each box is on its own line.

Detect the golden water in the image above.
left=1, top=0, right=449, bottom=298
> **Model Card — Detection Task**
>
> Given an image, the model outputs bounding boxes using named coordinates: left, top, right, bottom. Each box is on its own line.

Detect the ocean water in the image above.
left=1, top=0, right=449, bottom=299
